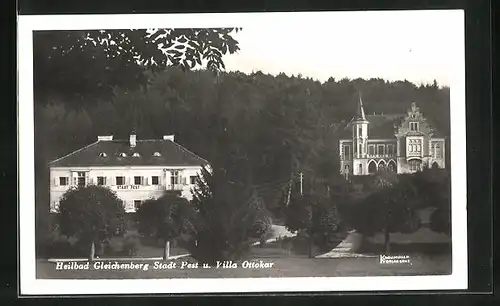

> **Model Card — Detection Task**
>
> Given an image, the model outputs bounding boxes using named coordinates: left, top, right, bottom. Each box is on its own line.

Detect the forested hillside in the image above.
left=35, top=68, right=450, bottom=191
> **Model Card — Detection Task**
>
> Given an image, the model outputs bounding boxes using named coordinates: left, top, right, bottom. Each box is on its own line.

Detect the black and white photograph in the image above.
left=18, top=10, right=467, bottom=294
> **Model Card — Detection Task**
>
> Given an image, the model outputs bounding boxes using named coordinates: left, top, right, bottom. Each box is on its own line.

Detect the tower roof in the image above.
left=353, top=92, right=367, bottom=121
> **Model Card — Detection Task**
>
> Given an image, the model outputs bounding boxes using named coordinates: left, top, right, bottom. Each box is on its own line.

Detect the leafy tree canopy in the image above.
left=58, top=185, right=126, bottom=246
left=135, top=193, right=196, bottom=242
left=34, top=28, right=241, bottom=103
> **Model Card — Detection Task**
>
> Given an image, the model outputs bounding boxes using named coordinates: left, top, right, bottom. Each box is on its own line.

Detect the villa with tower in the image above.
left=339, top=96, right=446, bottom=179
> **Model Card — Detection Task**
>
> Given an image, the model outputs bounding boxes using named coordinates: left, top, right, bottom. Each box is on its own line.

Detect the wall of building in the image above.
left=50, top=166, right=203, bottom=212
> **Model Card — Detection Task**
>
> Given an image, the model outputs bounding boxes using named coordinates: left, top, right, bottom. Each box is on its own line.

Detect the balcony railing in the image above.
left=366, top=153, right=396, bottom=158
left=168, top=184, right=187, bottom=191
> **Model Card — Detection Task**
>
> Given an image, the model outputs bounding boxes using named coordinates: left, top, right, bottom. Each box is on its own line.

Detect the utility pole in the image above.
left=299, top=172, right=303, bottom=195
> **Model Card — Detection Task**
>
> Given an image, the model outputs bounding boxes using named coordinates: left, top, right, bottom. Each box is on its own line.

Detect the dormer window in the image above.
left=119, top=153, right=127, bottom=158
left=153, top=152, right=161, bottom=157
left=132, top=152, right=140, bottom=157
left=99, top=152, right=107, bottom=157
left=410, top=122, right=419, bottom=132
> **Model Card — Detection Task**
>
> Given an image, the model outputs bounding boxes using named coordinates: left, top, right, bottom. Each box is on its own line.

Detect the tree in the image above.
left=34, top=28, right=241, bottom=103
left=285, top=191, right=340, bottom=258
left=58, top=185, right=126, bottom=260
left=412, top=168, right=451, bottom=236
left=352, top=170, right=420, bottom=254
left=135, top=193, right=196, bottom=260
left=189, top=166, right=271, bottom=264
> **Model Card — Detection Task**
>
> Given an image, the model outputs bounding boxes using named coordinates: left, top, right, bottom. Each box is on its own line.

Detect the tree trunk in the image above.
left=89, top=241, right=96, bottom=261
left=308, top=234, right=313, bottom=258
left=163, top=240, right=170, bottom=261
left=384, top=228, right=391, bottom=254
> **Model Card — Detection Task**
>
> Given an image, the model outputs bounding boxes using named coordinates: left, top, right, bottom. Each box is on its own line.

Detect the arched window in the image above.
left=358, top=164, right=362, bottom=175
left=378, top=161, right=386, bottom=171
left=388, top=160, right=396, bottom=172
left=344, top=165, right=350, bottom=173
left=153, top=152, right=161, bottom=157
left=368, top=161, right=377, bottom=174
left=132, top=152, right=140, bottom=157
left=99, top=152, right=107, bottom=157
left=119, top=152, right=127, bottom=158
left=432, top=162, right=439, bottom=169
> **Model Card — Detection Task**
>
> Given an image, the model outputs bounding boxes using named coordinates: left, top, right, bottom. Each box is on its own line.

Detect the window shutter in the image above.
left=182, top=176, right=187, bottom=185
left=54, top=177, right=59, bottom=187
left=144, top=177, right=148, bottom=185
left=126, top=176, right=130, bottom=185
left=73, top=177, right=77, bottom=185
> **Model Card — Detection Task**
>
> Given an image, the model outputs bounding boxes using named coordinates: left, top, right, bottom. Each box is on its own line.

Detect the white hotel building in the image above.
left=49, top=133, right=209, bottom=213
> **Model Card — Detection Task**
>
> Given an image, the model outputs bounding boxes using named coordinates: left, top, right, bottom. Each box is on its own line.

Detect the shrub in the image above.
left=121, top=232, right=140, bottom=256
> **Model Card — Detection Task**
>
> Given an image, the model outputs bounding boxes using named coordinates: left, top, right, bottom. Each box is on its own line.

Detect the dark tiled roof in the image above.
left=49, top=139, right=209, bottom=168
left=339, top=114, right=405, bottom=139
left=365, top=114, right=404, bottom=139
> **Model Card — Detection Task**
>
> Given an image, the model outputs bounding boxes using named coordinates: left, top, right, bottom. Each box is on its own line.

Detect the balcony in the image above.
left=366, top=153, right=396, bottom=159
left=168, top=184, right=186, bottom=191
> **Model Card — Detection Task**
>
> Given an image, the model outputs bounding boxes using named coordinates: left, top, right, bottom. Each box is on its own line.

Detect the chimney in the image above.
left=163, top=135, right=175, bottom=142
left=130, top=132, right=136, bottom=147
left=97, top=135, right=113, bottom=141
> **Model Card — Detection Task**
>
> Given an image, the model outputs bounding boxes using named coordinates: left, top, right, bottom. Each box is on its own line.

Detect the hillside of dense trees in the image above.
left=35, top=68, right=450, bottom=204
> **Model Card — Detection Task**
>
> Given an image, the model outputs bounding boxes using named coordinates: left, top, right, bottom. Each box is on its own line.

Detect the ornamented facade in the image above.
left=339, top=96, right=446, bottom=178
left=49, top=134, right=208, bottom=213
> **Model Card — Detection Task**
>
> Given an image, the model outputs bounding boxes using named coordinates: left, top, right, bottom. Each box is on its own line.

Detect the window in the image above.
left=77, top=172, right=86, bottom=187
left=368, top=145, right=375, bottom=155
left=358, top=164, right=362, bottom=175
left=378, top=162, right=386, bottom=171
left=357, top=126, right=362, bottom=136
left=410, top=122, right=419, bottom=132
left=387, top=145, right=394, bottom=155
left=153, top=152, right=161, bottom=157
left=358, top=144, right=362, bottom=155
left=409, top=159, right=422, bottom=172
left=132, top=152, right=140, bottom=157
left=190, top=175, right=198, bottom=185
left=97, top=176, right=106, bottom=186
left=171, top=171, right=179, bottom=185
left=343, top=145, right=351, bottom=158
left=388, top=161, right=396, bottom=172
left=119, top=152, right=127, bottom=157
left=377, top=145, right=385, bottom=155
left=59, top=177, right=69, bottom=186
left=99, top=152, right=107, bottom=157
left=151, top=176, right=159, bottom=185
left=116, top=176, right=125, bottom=185
left=134, top=200, right=142, bottom=211
left=134, top=176, right=142, bottom=185
left=368, top=161, right=377, bottom=174
left=435, top=143, right=442, bottom=158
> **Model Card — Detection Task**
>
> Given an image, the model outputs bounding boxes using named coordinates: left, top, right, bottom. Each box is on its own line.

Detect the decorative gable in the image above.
left=395, top=102, right=435, bottom=137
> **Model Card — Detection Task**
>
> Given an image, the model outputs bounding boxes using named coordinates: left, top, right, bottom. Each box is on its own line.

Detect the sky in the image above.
left=220, top=10, right=464, bottom=86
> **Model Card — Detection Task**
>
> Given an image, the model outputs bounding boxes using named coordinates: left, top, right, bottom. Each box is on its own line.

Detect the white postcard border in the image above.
left=18, top=11, right=467, bottom=295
